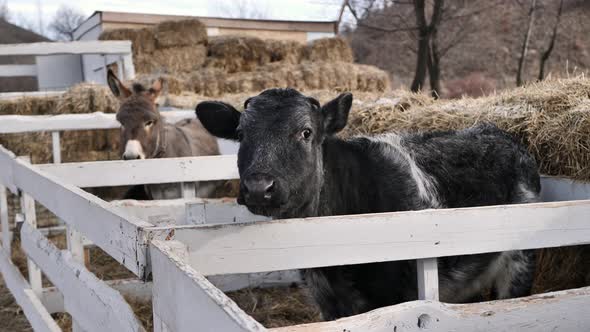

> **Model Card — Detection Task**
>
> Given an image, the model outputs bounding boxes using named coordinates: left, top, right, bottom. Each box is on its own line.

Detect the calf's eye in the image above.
left=301, top=129, right=312, bottom=140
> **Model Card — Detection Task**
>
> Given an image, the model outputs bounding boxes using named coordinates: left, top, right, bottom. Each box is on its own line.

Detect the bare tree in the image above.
left=0, top=0, right=10, bottom=21
left=48, top=5, right=85, bottom=41
left=347, top=0, right=494, bottom=97
left=516, top=0, right=537, bottom=87
left=538, top=0, right=564, bottom=81
left=215, top=0, right=271, bottom=19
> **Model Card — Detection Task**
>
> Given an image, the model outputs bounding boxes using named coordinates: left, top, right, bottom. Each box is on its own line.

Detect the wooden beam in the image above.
left=186, top=199, right=269, bottom=225
left=0, top=41, right=132, bottom=56
left=10, top=155, right=152, bottom=277
left=0, top=248, right=61, bottom=332
left=417, top=258, right=439, bottom=301
left=150, top=240, right=266, bottom=332
left=38, top=155, right=239, bottom=188
left=0, top=186, right=10, bottom=255
left=271, top=286, right=590, bottom=332
left=0, top=64, right=37, bottom=77
left=20, top=223, right=145, bottom=332
left=160, top=199, right=590, bottom=275
left=0, top=110, right=195, bottom=134
left=0, top=146, right=17, bottom=193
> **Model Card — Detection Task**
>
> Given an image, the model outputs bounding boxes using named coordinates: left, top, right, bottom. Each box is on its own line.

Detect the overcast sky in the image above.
left=3, top=0, right=348, bottom=38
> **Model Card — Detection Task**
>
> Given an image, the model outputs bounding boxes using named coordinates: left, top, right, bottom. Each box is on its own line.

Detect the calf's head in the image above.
left=196, top=88, right=352, bottom=217
left=107, top=70, right=164, bottom=160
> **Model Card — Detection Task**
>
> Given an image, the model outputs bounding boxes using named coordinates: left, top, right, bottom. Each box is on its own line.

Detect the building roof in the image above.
left=0, top=18, right=50, bottom=44
left=74, top=11, right=338, bottom=39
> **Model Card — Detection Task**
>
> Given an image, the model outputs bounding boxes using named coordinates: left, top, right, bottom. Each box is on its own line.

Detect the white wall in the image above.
left=306, top=32, right=335, bottom=41
left=35, top=55, right=84, bottom=91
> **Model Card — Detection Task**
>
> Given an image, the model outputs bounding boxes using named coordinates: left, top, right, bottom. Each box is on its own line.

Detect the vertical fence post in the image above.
left=0, top=185, right=10, bottom=255
left=21, top=191, right=42, bottom=297
left=417, top=258, right=439, bottom=301
left=51, top=131, right=61, bottom=164
left=181, top=182, right=196, bottom=199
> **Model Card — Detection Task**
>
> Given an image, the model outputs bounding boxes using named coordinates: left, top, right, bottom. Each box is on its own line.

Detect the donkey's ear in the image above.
left=148, top=77, right=164, bottom=102
left=107, top=69, right=131, bottom=101
left=196, top=101, right=241, bottom=140
left=321, top=92, right=353, bottom=135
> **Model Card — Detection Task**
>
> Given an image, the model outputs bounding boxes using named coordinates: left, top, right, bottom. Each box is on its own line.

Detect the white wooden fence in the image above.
left=0, top=40, right=135, bottom=92
left=1, top=113, right=590, bottom=331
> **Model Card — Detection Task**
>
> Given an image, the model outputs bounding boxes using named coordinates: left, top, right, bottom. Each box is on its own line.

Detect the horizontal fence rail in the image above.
left=158, top=199, right=590, bottom=276
left=0, top=111, right=196, bottom=134
left=0, top=41, right=133, bottom=56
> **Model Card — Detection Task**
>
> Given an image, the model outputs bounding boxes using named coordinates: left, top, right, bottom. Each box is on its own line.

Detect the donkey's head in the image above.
left=107, top=70, right=164, bottom=160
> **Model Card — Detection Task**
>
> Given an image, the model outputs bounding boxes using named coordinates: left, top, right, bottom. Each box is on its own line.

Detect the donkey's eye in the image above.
left=145, top=120, right=154, bottom=127
left=301, top=129, right=312, bottom=140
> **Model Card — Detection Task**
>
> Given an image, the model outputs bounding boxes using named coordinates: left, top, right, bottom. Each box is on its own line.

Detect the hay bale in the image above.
left=304, top=37, right=354, bottom=63
left=154, top=19, right=207, bottom=49
left=0, top=95, right=57, bottom=115
left=56, top=83, right=119, bottom=114
left=205, top=36, right=272, bottom=73
left=138, top=45, right=207, bottom=74
left=267, top=40, right=306, bottom=64
left=99, top=28, right=156, bottom=55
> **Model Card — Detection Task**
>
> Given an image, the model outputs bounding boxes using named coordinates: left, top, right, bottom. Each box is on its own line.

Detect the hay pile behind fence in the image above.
left=100, top=19, right=208, bottom=74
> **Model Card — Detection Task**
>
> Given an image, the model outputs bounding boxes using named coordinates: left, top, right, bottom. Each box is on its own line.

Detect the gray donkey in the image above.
left=107, top=70, right=219, bottom=199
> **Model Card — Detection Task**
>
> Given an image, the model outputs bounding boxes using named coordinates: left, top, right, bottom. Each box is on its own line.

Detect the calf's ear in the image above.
left=321, top=92, right=353, bottom=135
left=196, top=101, right=241, bottom=140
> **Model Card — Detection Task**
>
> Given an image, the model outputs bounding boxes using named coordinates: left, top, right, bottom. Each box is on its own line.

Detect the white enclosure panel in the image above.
left=0, top=41, right=132, bottom=56
left=150, top=240, right=266, bottom=332
left=541, top=176, right=590, bottom=202
left=0, top=247, right=61, bottom=332
left=39, top=155, right=239, bottom=188
left=42, top=278, right=153, bottom=314
left=272, top=286, right=590, bottom=332
left=0, top=145, right=17, bottom=193
left=112, top=199, right=191, bottom=226
left=0, top=64, right=37, bottom=77
left=21, top=223, right=145, bottom=332
left=8, top=153, right=152, bottom=277
left=208, top=271, right=301, bottom=293
left=0, top=111, right=195, bottom=134
left=163, top=199, right=590, bottom=275
left=36, top=55, right=84, bottom=91
left=186, top=199, right=269, bottom=225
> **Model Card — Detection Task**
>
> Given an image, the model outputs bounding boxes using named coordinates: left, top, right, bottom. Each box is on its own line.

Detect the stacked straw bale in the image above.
left=100, top=19, right=208, bottom=74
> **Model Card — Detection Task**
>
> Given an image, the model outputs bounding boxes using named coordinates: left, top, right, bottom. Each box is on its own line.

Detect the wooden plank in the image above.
left=20, top=223, right=145, bottom=332
left=186, top=199, right=270, bottom=225
left=11, top=156, right=153, bottom=277
left=272, top=286, right=590, bottom=332
left=51, top=131, right=61, bottom=164
left=417, top=258, right=438, bottom=301
left=38, top=155, right=239, bottom=188
left=0, top=110, right=195, bottom=134
left=161, top=199, right=590, bottom=275
left=0, top=145, right=17, bottom=193
left=0, top=40, right=132, bottom=56
left=541, top=176, right=590, bottom=202
left=181, top=182, right=196, bottom=199
left=111, top=198, right=189, bottom=226
left=20, top=188, right=43, bottom=298
left=150, top=240, right=266, bottom=332
left=0, top=247, right=61, bottom=332
left=0, top=90, right=66, bottom=100
left=0, top=185, right=10, bottom=255
left=0, top=64, right=37, bottom=77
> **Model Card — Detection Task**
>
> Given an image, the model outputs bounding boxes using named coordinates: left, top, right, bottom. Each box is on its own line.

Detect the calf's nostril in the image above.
left=264, top=181, right=275, bottom=199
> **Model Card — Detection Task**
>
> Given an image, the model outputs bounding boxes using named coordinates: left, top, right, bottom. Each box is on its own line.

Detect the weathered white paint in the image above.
left=0, top=40, right=132, bottom=56
left=42, top=278, right=153, bottom=314
left=8, top=153, right=153, bottom=277
left=0, top=90, right=66, bottom=100
left=38, top=155, right=239, bottom=188
left=20, top=223, right=145, bottom=332
left=0, top=248, right=61, bottom=332
left=186, top=199, right=270, bottom=225
left=67, top=226, right=86, bottom=264
left=0, top=185, right=10, bottom=255
left=0, top=64, right=37, bottom=77
left=541, top=176, right=590, bottom=202
left=0, top=146, right=17, bottom=193
left=21, top=189, right=43, bottom=298
left=161, top=199, right=590, bottom=275
left=0, top=111, right=195, bottom=134
left=150, top=240, right=266, bottom=332
left=181, top=182, right=196, bottom=199
left=208, top=271, right=301, bottom=293
left=51, top=131, right=61, bottom=164
left=417, top=258, right=439, bottom=301
left=272, top=286, right=590, bottom=332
